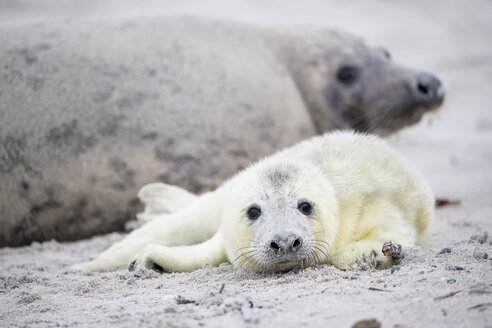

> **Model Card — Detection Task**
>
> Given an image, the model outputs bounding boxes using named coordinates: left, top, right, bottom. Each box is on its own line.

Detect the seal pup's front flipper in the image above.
left=137, top=182, right=198, bottom=223
left=330, top=198, right=421, bottom=270
left=136, top=230, right=227, bottom=272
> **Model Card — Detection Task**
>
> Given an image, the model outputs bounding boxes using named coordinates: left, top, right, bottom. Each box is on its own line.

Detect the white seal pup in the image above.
left=74, top=131, right=434, bottom=273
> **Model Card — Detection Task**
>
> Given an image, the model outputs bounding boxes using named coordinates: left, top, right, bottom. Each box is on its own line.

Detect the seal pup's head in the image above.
left=282, top=31, right=445, bottom=136
left=222, top=161, right=339, bottom=273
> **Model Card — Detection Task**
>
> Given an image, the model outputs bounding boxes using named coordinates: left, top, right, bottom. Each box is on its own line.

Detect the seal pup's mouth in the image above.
left=267, top=256, right=311, bottom=272
left=278, top=260, right=296, bottom=264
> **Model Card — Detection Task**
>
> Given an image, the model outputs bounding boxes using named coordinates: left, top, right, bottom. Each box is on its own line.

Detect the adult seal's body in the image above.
left=0, top=18, right=443, bottom=246
left=74, top=131, right=434, bottom=273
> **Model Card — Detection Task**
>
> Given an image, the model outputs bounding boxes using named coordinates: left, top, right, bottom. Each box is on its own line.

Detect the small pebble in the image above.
left=350, top=273, right=360, bottom=280
left=390, top=265, right=400, bottom=274
left=445, top=264, right=464, bottom=271
left=447, top=279, right=456, bottom=284
left=473, top=247, right=489, bottom=260
left=477, top=232, right=488, bottom=244
left=156, top=284, right=163, bottom=289
left=126, top=277, right=135, bottom=285
left=471, top=232, right=489, bottom=244
left=175, top=295, right=197, bottom=305
left=438, top=247, right=452, bottom=255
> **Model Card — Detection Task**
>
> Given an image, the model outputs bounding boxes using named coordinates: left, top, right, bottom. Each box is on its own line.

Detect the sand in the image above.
left=1, top=235, right=491, bottom=327
left=1, top=0, right=492, bottom=327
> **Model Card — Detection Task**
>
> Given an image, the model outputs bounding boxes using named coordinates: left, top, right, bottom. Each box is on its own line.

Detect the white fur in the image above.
left=136, top=182, right=197, bottom=223
left=73, top=131, right=434, bottom=272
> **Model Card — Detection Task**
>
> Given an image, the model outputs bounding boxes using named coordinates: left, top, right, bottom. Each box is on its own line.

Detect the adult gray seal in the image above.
left=73, top=131, right=434, bottom=273
left=0, top=17, right=443, bottom=246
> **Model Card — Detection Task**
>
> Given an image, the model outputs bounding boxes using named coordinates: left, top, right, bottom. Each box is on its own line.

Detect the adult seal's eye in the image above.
left=298, top=201, right=313, bottom=216
left=247, top=205, right=261, bottom=220
left=336, top=65, right=359, bottom=85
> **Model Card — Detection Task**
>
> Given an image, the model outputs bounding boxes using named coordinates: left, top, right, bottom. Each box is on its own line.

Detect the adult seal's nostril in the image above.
left=415, top=73, right=445, bottom=104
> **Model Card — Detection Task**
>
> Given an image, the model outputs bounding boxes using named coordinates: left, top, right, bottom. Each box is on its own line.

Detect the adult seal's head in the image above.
left=277, top=30, right=445, bottom=136
left=222, top=162, right=339, bottom=272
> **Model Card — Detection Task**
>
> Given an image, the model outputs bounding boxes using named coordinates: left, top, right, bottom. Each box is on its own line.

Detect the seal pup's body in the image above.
left=74, top=131, right=434, bottom=272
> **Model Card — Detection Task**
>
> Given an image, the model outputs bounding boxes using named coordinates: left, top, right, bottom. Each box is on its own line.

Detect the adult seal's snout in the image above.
left=414, top=72, right=445, bottom=105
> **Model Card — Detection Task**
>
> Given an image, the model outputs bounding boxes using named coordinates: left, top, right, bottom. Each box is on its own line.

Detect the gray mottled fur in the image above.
left=0, top=18, right=442, bottom=246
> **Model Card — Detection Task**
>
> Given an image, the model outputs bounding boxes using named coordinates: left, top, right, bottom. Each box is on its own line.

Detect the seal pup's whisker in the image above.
left=314, top=239, right=330, bottom=250
left=254, top=168, right=270, bottom=200
left=288, top=168, right=304, bottom=197
left=248, top=183, right=266, bottom=200
left=235, top=252, right=257, bottom=270
left=308, top=250, right=318, bottom=266
left=234, top=245, right=256, bottom=256
left=243, top=255, right=262, bottom=273
left=315, top=238, right=330, bottom=246
left=232, top=250, right=256, bottom=265
left=247, top=259, right=260, bottom=274
left=313, top=245, right=328, bottom=263
left=232, top=251, right=256, bottom=267
left=312, top=245, right=323, bottom=264
left=316, top=245, right=329, bottom=259
left=306, top=252, right=316, bottom=267
left=240, top=258, right=254, bottom=272
left=313, top=252, right=320, bottom=266
left=313, top=240, right=330, bottom=252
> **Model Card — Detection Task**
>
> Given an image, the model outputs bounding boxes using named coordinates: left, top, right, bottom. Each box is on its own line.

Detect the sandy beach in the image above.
left=1, top=1, right=491, bottom=327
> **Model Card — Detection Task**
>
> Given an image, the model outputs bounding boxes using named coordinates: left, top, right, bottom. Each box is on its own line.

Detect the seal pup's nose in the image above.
left=414, top=72, right=444, bottom=105
left=269, top=235, right=303, bottom=254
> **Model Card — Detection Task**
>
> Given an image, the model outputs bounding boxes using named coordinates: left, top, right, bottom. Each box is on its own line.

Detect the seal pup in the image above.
left=0, top=17, right=443, bottom=246
left=73, top=131, right=434, bottom=272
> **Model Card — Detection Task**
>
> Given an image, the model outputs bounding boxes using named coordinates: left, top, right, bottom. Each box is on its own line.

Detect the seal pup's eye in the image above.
left=298, top=201, right=313, bottom=216
left=246, top=205, right=261, bottom=220
left=336, top=65, right=359, bottom=85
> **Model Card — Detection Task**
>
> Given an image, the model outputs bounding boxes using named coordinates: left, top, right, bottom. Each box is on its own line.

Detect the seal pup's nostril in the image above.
left=292, top=238, right=302, bottom=251
left=270, top=241, right=280, bottom=252
left=269, top=236, right=303, bottom=254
